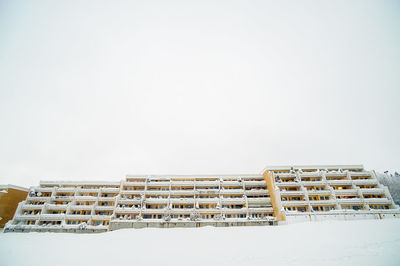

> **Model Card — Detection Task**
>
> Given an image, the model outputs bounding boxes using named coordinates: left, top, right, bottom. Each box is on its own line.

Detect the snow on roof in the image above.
left=0, top=185, right=29, bottom=192
left=126, top=174, right=263, bottom=179
left=263, top=164, right=365, bottom=171
left=39, top=181, right=120, bottom=186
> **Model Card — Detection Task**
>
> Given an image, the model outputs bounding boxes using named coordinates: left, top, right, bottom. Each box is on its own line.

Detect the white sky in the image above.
left=0, top=0, right=399, bottom=187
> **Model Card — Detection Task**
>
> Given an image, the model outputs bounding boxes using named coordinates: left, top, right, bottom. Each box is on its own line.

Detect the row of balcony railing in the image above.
left=15, top=205, right=274, bottom=221
left=26, top=189, right=269, bottom=202
left=38, top=178, right=266, bottom=188
left=277, top=179, right=378, bottom=187
left=274, top=171, right=372, bottom=178
left=280, top=197, right=393, bottom=206
left=280, top=188, right=386, bottom=196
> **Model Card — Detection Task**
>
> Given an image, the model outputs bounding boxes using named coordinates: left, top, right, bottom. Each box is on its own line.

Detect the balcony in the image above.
left=221, top=181, right=242, bottom=187
left=276, top=182, right=301, bottom=188
left=65, top=214, right=91, bottom=220
left=94, top=205, right=115, bottom=211
left=15, top=214, right=39, bottom=220
left=147, top=181, right=171, bottom=187
left=298, top=172, right=322, bottom=178
left=221, top=189, right=245, bottom=195
left=39, top=214, right=65, bottom=221
left=91, top=215, right=112, bottom=220
left=145, top=190, right=169, bottom=196
left=308, top=200, right=336, bottom=205
left=364, top=198, right=392, bottom=205
left=26, top=196, right=52, bottom=202
left=22, top=204, right=44, bottom=210
left=118, top=199, right=141, bottom=204
left=169, top=198, right=195, bottom=204
left=221, top=198, right=245, bottom=204
left=276, top=173, right=296, bottom=178
left=52, top=196, right=74, bottom=202
left=170, top=190, right=196, bottom=196
left=325, top=173, right=348, bottom=178
left=280, top=190, right=304, bottom=196
left=46, top=204, right=68, bottom=210
left=334, top=189, right=358, bottom=196
left=196, top=189, right=219, bottom=194
left=115, top=207, right=141, bottom=213
left=74, top=196, right=97, bottom=201
left=128, top=176, right=147, bottom=182
left=245, top=189, right=268, bottom=196
left=244, top=181, right=266, bottom=186
left=197, top=198, right=219, bottom=204
left=306, top=190, right=331, bottom=196
left=77, top=188, right=101, bottom=193
left=194, top=181, right=219, bottom=187
left=353, top=179, right=378, bottom=186
left=120, top=190, right=144, bottom=195
left=101, top=187, right=120, bottom=193
left=337, top=198, right=363, bottom=204
left=222, top=208, right=247, bottom=214
left=350, top=172, right=372, bottom=177
left=70, top=205, right=93, bottom=211
left=56, top=187, right=76, bottom=193
left=36, top=187, right=54, bottom=193
left=97, top=196, right=116, bottom=201
left=197, top=209, right=222, bottom=214
left=282, top=201, right=308, bottom=207
left=301, top=181, right=326, bottom=187
left=360, top=188, right=386, bottom=195
left=145, top=198, right=169, bottom=204
left=142, top=208, right=167, bottom=214
left=247, top=207, right=274, bottom=213
left=327, top=180, right=353, bottom=186
left=247, top=198, right=271, bottom=205
left=123, top=181, right=146, bottom=187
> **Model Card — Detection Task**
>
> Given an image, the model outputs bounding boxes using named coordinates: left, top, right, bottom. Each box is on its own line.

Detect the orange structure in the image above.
left=0, top=185, right=29, bottom=228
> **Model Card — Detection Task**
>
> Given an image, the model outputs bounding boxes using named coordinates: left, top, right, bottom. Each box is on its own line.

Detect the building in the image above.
left=0, top=185, right=29, bottom=228
left=4, top=165, right=400, bottom=233
left=265, top=165, right=400, bottom=223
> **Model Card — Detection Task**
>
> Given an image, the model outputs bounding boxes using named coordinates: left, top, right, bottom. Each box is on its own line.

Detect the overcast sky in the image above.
left=0, top=0, right=399, bottom=187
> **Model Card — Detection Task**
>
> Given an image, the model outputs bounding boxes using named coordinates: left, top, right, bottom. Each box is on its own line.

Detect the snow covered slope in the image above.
left=1, top=219, right=400, bottom=266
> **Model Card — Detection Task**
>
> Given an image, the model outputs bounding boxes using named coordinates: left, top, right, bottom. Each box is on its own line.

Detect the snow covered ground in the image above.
left=1, top=219, right=400, bottom=266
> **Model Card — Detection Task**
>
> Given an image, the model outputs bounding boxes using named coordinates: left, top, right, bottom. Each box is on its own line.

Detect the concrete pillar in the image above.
left=263, top=171, right=286, bottom=222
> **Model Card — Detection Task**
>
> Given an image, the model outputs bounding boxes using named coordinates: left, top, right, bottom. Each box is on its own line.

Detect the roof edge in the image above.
left=0, top=184, right=29, bottom=192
